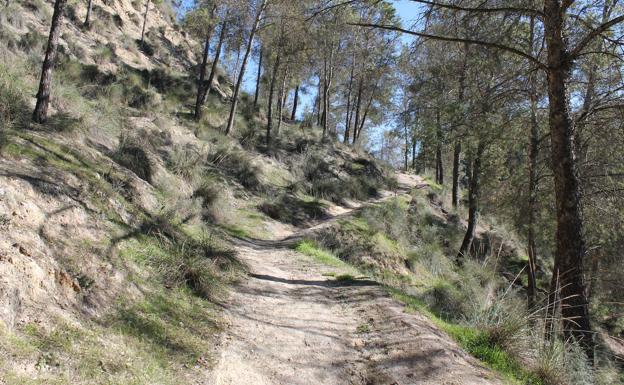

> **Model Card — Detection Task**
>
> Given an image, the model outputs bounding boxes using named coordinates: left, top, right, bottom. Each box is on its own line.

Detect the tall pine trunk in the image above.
left=452, top=143, right=461, bottom=206
left=32, top=0, right=67, bottom=124
left=254, top=47, right=263, bottom=108
left=266, top=51, right=280, bottom=146
left=435, top=109, right=444, bottom=185
left=412, top=137, right=417, bottom=169
left=343, top=61, right=355, bottom=144
left=452, top=45, right=468, bottom=208
left=543, top=0, right=593, bottom=358
left=140, top=0, right=150, bottom=47
left=526, top=15, right=539, bottom=311
left=457, top=141, right=484, bottom=263
left=276, top=66, right=288, bottom=136
left=225, top=0, right=266, bottom=135
left=527, top=89, right=539, bottom=311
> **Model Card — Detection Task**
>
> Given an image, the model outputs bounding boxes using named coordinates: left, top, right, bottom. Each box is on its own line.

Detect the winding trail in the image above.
left=208, top=174, right=503, bottom=385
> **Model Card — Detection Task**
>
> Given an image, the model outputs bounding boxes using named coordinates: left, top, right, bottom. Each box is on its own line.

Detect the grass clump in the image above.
left=259, top=194, right=327, bottom=226
left=294, top=240, right=348, bottom=268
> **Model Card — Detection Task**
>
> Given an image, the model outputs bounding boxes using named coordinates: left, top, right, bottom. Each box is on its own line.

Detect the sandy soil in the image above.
left=208, top=174, right=503, bottom=385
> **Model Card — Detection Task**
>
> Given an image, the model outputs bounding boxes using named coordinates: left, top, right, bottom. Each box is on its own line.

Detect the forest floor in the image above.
left=207, top=174, right=503, bottom=385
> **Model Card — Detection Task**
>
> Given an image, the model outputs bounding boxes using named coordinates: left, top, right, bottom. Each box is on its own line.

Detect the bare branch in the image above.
left=349, top=22, right=547, bottom=70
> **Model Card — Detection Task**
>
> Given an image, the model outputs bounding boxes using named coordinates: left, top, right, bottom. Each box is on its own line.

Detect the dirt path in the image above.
left=208, top=174, right=502, bottom=385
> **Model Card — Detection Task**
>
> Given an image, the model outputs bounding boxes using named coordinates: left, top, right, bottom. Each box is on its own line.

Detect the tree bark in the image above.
left=457, top=141, right=484, bottom=263
left=225, top=0, right=267, bottom=135
left=254, top=47, right=263, bottom=108
left=84, top=0, right=93, bottom=27
left=140, top=0, right=150, bottom=47
left=32, top=0, right=67, bottom=124
left=543, top=0, right=593, bottom=358
left=290, top=84, right=299, bottom=121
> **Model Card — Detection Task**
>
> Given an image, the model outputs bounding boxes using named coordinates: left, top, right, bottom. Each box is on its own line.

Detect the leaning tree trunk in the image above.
left=84, top=0, right=93, bottom=27
left=290, top=84, right=299, bottom=121
left=140, top=0, right=150, bottom=47
left=457, top=141, right=484, bottom=263
left=254, top=47, right=263, bottom=108
left=194, top=31, right=213, bottom=121
left=543, top=0, right=593, bottom=359
left=201, top=17, right=228, bottom=106
left=32, top=0, right=67, bottom=124
left=225, top=0, right=267, bottom=135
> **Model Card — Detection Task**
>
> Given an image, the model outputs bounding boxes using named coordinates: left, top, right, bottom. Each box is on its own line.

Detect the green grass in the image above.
left=294, top=240, right=348, bottom=268
left=388, top=288, right=543, bottom=385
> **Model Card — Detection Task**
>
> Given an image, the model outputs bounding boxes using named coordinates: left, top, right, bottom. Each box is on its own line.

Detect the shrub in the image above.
left=207, top=145, right=262, bottom=190
left=114, top=138, right=153, bottom=183
left=154, top=233, right=239, bottom=300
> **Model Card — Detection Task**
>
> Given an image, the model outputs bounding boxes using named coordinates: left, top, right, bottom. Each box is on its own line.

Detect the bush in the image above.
left=207, top=145, right=262, bottom=190
left=114, top=138, right=153, bottom=183
left=154, top=232, right=239, bottom=300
